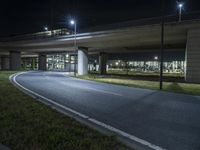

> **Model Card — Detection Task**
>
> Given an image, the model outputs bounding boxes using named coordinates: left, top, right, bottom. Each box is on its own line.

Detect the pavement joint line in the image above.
left=10, top=72, right=166, bottom=150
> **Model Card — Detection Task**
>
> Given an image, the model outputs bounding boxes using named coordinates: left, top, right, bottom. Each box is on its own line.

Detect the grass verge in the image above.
left=78, top=74, right=200, bottom=96
left=89, top=71, right=184, bottom=82
left=0, top=71, right=129, bottom=150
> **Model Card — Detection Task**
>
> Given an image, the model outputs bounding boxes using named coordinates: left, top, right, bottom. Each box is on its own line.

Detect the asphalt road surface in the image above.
left=13, top=71, right=200, bottom=150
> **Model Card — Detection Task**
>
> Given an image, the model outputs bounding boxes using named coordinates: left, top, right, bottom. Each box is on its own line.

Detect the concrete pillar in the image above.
left=78, top=48, right=88, bottom=75
left=185, top=29, right=200, bottom=83
left=38, top=54, right=47, bottom=71
left=99, top=52, right=108, bottom=75
left=10, top=51, right=21, bottom=70
left=1, top=56, right=9, bottom=70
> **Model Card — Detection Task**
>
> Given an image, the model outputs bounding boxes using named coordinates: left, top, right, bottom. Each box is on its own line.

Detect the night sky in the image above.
left=0, top=0, right=200, bottom=37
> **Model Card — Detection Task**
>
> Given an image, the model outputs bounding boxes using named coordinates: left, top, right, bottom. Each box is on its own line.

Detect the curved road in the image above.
left=11, top=71, right=200, bottom=150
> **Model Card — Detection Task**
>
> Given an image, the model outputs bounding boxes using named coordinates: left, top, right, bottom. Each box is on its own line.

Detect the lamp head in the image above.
left=44, top=26, right=48, bottom=31
left=178, top=2, right=183, bottom=8
left=154, top=56, right=158, bottom=60
left=70, top=20, right=75, bottom=25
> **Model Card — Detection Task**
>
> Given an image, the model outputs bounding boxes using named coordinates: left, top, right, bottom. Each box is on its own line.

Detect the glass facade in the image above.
left=47, top=53, right=76, bottom=71
left=107, top=60, right=185, bottom=74
left=21, top=57, right=38, bottom=70
left=21, top=52, right=185, bottom=74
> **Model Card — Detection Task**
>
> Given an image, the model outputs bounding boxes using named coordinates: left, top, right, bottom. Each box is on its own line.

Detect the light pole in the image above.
left=160, top=0, right=165, bottom=90
left=178, top=2, right=183, bottom=22
left=70, top=20, right=77, bottom=76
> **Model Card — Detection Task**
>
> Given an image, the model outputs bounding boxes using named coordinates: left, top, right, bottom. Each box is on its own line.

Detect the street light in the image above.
left=70, top=20, right=75, bottom=25
left=70, top=19, right=77, bottom=76
left=178, top=2, right=184, bottom=22
left=44, top=26, right=48, bottom=31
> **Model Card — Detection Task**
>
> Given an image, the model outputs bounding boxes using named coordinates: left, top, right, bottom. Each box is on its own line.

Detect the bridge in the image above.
left=0, top=15, right=200, bottom=83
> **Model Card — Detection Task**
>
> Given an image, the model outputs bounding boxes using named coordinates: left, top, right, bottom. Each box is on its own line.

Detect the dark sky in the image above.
left=0, top=0, right=200, bottom=36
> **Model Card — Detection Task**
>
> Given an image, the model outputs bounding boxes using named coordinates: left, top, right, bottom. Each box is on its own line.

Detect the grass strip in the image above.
left=0, top=71, right=129, bottom=150
left=78, top=74, right=200, bottom=96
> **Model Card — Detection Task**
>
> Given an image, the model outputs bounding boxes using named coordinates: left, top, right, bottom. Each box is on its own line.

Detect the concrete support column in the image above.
left=99, top=52, right=108, bottom=75
left=185, top=29, right=200, bottom=83
left=78, top=48, right=88, bottom=75
left=10, top=51, right=21, bottom=70
left=38, top=54, right=47, bottom=71
left=1, top=56, right=9, bottom=70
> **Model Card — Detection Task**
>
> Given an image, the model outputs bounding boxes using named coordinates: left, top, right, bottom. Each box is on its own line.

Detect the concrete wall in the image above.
left=38, top=54, right=47, bottom=70
left=0, top=56, right=9, bottom=70
left=78, top=48, right=88, bottom=75
left=10, top=51, right=21, bottom=70
left=186, top=28, right=200, bottom=83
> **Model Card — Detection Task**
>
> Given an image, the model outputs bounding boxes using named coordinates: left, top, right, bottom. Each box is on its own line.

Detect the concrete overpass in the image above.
left=0, top=17, right=200, bottom=83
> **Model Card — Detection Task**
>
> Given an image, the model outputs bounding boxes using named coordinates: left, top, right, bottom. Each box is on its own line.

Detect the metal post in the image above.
left=125, top=60, right=129, bottom=75
left=74, top=22, right=77, bottom=77
left=179, top=6, right=182, bottom=22
left=160, top=0, right=165, bottom=90
left=51, top=0, right=54, bottom=36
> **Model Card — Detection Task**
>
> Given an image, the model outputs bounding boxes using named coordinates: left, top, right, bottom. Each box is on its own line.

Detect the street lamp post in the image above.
left=178, top=2, right=183, bottom=22
left=160, top=0, right=165, bottom=90
left=70, top=20, right=77, bottom=76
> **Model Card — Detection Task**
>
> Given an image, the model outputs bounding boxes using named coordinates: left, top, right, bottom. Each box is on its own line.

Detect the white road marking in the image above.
left=10, top=72, right=166, bottom=150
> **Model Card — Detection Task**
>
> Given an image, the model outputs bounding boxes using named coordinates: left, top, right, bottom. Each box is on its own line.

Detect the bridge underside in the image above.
left=0, top=21, right=200, bottom=83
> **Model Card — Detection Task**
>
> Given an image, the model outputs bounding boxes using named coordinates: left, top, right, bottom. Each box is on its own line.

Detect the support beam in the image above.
left=38, top=54, right=47, bottom=71
left=10, top=51, right=21, bottom=70
left=78, top=48, right=88, bottom=75
left=0, top=56, right=9, bottom=70
left=99, top=52, right=108, bottom=75
left=185, top=29, right=200, bottom=83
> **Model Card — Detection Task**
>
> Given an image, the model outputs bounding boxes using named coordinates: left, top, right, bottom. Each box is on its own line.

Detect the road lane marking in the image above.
left=10, top=72, right=166, bottom=150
